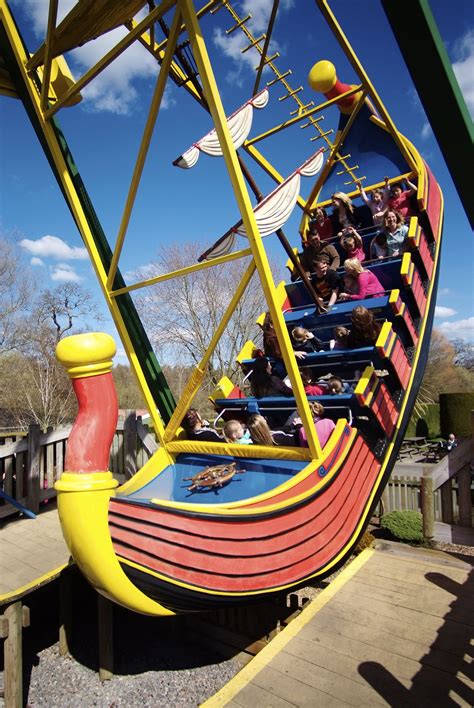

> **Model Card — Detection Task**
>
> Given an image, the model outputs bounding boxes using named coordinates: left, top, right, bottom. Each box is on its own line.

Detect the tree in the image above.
left=0, top=238, right=32, bottom=354
left=113, top=364, right=146, bottom=409
left=452, top=338, right=474, bottom=371
left=136, top=242, right=278, bottom=387
left=4, top=283, right=105, bottom=428
left=422, top=329, right=472, bottom=401
left=33, top=282, right=104, bottom=342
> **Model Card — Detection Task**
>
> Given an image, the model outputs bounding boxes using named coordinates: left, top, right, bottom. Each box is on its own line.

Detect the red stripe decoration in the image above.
left=109, top=434, right=380, bottom=593
left=410, top=267, right=427, bottom=317
left=418, top=229, right=433, bottom=278
left=402, top=307, right=419, bottom=347
left=371, top=383, right=396, bottom=437
left=423, top=162, right=442, bottom=242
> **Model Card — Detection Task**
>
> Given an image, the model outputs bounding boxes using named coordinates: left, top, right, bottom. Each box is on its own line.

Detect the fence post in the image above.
left=440, top=482, right=454, bottom=524
left=457, top=465, right=472, bottom=527
left=98, top=594, right=114, bottom=681
left=421, top=467, right=434, bottom=540
left=123, top=410, right=137, bottom=480
left=27, top=423, right=41, bottom=514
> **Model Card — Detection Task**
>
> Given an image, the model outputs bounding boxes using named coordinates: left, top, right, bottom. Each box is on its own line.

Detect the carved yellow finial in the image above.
left=308, top=60, right=337, bottom=93
left=56, top=332, right=116, bottom=379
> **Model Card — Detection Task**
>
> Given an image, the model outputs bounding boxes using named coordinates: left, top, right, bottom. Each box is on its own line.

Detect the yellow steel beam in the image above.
left=39, top=0, right=58, bottom=112
left=0, top=0, right=167, bottom=443
left=110, top=246, right=253, bottom=297
left=163, top=259, right=257, bottom=442
left=242, top=143, right=308, bottom=212
left=107, top=8, right=182, bottom=290
left=178, top=0, right=323, bottom=459
left=305, top=89, right=368, bottom=214
left=43, top=0, right=176, bottom=120
left=245, top=84, right=363, bottom=147
left=316, top=0, right=418, bottom=175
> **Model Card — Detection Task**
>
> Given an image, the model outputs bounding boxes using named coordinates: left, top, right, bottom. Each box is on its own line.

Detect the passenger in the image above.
left=331, top=325, right=350, bottom=349
left=382, top=210, right=409, bottom=257
left=342, top=273, right=359, bottom=294
left=300, top=369, right=325, bottom=396
left=310, top=207, right=333, bottom=241
left=247, top=414, right=299, bottom=446
left=326, top=375, right=353, bottom=394
left=346, top=306, right=382, bottom=348
left=223, top=420, right=252, bottom=445
left=369, top=231, right=388, bottom=260
left=330, top=191, right=363, bottom=232
left=388, top=178, right=417, bottom=219
left=182, top=408, right=224, bottom=442
left=291, top=326, right=323, bottom=359
left=298, top=401, right=336, bottom=448
left=339, top=226, right=366, bottom=262
left=338, top=258, right=385, bottom=302
left=261, top=312, right=285, bottom=377
left=249, top=357, right=293, bottom=398
left=310, top=255, right=342, bottom=309
left=356, top=177, right=389, bottom=226
left=292, top=224, right=340, bottom=281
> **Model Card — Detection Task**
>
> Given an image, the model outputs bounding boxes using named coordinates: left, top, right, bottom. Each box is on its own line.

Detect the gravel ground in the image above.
left=26, top=646, right=242, bottom=707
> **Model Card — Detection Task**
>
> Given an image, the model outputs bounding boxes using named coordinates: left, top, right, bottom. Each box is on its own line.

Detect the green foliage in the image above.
left=380, top=511, right=424, bottom=543
left=112, top=365, right=145, bottom=409
left=406, top=403, right=440, bottom=438
left=439, top=392, right=474, bottom=438
left=354, top=530, right=375, bottom=554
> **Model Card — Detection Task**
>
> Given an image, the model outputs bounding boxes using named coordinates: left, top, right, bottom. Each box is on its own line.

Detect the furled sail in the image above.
left=198, top=150, right=324, bottom=261
left=173, top=88, right=269, bottom=169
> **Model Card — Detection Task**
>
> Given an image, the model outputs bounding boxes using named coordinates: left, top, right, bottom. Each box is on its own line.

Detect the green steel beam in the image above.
left=381, top=0, right=474, bottom=228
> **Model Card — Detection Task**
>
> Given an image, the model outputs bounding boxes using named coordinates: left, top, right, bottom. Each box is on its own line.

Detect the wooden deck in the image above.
left=0, top=503, right=70, bottom=604
left=205, top=541, right=474, bottom=707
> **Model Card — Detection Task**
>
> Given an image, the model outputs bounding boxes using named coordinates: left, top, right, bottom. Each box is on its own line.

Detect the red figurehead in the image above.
left=56, top=332, right=118, bottom=473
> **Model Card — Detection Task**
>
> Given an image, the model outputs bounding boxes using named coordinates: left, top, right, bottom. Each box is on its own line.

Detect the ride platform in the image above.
left=205, top=542, right=474, bottom=707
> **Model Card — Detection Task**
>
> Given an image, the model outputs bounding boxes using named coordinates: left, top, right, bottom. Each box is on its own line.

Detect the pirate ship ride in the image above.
left=0, top=0, right=443, bottom=615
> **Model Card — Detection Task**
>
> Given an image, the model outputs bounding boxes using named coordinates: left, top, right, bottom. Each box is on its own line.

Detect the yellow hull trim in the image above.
left=55, top=472, right=175, bottom=616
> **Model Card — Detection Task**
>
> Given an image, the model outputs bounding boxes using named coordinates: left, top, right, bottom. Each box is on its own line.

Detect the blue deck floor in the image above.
left=117, top=453, right=307, bottom=505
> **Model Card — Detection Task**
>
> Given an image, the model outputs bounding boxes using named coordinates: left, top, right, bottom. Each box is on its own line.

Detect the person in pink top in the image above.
left=298, top=402, right=336, bottom=448
left=339, top=226, right=366, bottom=262
left=300, top=369, right=325, bottom=396
left=388, top=178, right=417, bottom=219
left=338, top=258, right=385, bottom=302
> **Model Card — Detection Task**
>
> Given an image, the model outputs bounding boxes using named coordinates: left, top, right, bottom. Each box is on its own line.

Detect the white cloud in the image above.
left=50, top=263, right=82, bottom=282
left=213, top=28, right=259, bottom=87
left=452, top=29, right=474, bottom=119
left=71, top=29, right=160, bottom=116
left=241, top=0, right=294, bottom=34
left=437, top=317, right=474, bottom=341
left=438, top=287, right=451, bottom=296
left=20, top=235, right=88, bottom=260
left=213, top=0, right=294, bottom=85
left=420, top=121, right=432, bottom=140
left=12, top=0, right=174, bottom=116
left=30, top=257, right=44, bottom=266
left=435, top=305, right=457, bottom=318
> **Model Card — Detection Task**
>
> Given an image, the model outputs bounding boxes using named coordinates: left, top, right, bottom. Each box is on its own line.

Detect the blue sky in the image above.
left=1, top=0, right=473, bottom=361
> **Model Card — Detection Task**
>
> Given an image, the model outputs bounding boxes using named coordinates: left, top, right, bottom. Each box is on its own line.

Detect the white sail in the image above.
left=174, top=88, right=269, bottom=169
left=201, top=150, right=324, bottom=260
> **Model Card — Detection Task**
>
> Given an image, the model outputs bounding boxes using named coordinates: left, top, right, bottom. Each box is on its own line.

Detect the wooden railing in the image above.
left=0, top=411, right=158, bottom=520
left=421, top=437, right=473, bottom=539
